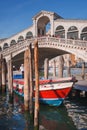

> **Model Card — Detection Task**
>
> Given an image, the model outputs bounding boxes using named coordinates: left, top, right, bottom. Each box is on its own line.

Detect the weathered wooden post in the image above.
left=58, top=56, right=64, bottom=78
left=67, top=57, right=71, bottom=77
left=2, top=58, right=7, bottom=92
left=29, top=43, right=34, bottom=117
left=7, top=54, right=13, bottom=97
left=34, top=39, right=39, bottom=130
left=24, top=49, right=30, bottom=111
left=82, top=62, right=85, bottom=79
left=0, top=54, right=2, bottom=91
left=24, top=111, right=30, bottom=130
left=44, top=58, right=49, bottom=79
left=53, top=59, right=56, bottom=77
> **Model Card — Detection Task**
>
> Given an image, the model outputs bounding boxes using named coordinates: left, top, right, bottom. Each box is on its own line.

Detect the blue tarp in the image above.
left=13, top=74, right=24, bottom=79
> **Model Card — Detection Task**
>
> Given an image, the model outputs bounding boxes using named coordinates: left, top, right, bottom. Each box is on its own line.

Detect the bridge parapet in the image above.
left=1, top=36, right=87, bottom=61
left=37, top=37, right=87, bottom=48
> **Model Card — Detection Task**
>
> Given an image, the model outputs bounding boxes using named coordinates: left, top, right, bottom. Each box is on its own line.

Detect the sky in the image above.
left=0, top=0, right=87, bottom=39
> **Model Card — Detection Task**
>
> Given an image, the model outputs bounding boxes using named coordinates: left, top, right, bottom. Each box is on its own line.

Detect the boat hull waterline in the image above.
left=13, top=77, right=73, bottom=106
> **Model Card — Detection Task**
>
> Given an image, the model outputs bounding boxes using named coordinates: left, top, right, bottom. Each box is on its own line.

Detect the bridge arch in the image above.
left=37, top=16, right=50, bottom=36
left=26, top=31, right=33, bottom=39
left=10, top=40, right=16, bottom=46
left=80, top=27, right=87, bottom=40
left=67, top=26, right=78, bottom=40
left=1, top=37, right=87, bottom=62
left=3, top=43, right=9, bottom=50
left=55, top=25, right=65, bottom=38
left=17, top=35, right=24, bottom=43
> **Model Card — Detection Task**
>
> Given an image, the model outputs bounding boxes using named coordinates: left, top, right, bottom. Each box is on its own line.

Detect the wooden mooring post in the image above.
left=58, top=56, right=64, bottom=78
left=29, top=43, right=34, bottom=117
left=7, top=54, right=13, bottom=101
left=24, top=49, right=30, bottom=111
left=82, top=62, right=85, bottom=79
left=34, top=39, right=39, bottom=130
left=67, top=59, right=71, bottom=77
left=0, top=54, right=2, bottom=91
left=2, top=58, right=7, bottom=92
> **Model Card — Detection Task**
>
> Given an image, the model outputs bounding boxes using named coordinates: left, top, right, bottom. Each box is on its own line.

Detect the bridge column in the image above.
left=53, top=59, right=56, bottom=77
left=78, top=31, right=81, bottom=39
left=2, top=58, right=7, bottom=92
left=33, top=19, right=37, bottom=37
left=7, top=54, right=13, bottom=97
left=44, top=58, right=49, bottom=79
left=58, top=56, right=64, bottom=78
left=65, top=30, right=67, bottom=39
left=50, top=15, right=54, bottom=36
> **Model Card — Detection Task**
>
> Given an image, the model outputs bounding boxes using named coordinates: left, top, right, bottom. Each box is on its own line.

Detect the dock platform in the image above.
left=74, top=80, right=87, bottom=91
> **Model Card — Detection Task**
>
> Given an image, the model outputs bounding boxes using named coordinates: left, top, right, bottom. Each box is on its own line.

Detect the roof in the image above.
left=32, top=10, right=63, bottom=20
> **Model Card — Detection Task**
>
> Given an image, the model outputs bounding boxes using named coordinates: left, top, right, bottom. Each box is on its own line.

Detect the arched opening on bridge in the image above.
left=0, top=47, right=2, bottom=52
left=12, top=52, right=24, bottom=69
left=67, top=26, right=78, bottom=40
left=26, top=31, right=33, bottom=39
left=37, top=16, right=50, bottom=36
left=55, top=26, right=65, bottom=38
left=81, top=27, right=87, bottom=40
left=10, top=40, right=16, bottom=46
left=3, top=43, right=9, bottom=50
left=17, top=36, right=24, bottom=43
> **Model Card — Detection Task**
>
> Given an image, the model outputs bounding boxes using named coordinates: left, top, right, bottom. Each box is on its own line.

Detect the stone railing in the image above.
left=1, top=36, right=87, bottom=57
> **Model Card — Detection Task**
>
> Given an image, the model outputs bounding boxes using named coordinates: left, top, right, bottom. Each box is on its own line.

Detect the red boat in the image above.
left=13, top=77, right=75, bottom=106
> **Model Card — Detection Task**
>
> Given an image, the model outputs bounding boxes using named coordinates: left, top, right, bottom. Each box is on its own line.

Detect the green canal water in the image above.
left=0, top=91, right=87, bottom=130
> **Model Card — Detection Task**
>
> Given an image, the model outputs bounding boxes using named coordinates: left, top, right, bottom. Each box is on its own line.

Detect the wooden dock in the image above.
left=74, top=80, right=87, bottom=91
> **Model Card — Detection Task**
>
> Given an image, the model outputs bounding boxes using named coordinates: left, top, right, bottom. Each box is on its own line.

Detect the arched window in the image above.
left=67, top=26, right=78, bottom=39
left=3, top=43, right=9, bottom=50
left=17, top=36, right=24, bottom=43
left=10, top=40, right=16, bottom=46
left=26, top=31, right=33, bottom=39
left=81, top=27, right=87, bottom=40
left=55, top=26, right=65, bottom=38
left=37, top=16, right=50, bottom=36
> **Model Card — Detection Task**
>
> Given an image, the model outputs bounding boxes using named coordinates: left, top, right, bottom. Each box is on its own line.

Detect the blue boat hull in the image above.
left=14, top=90, right=64, bottom=106
left=34, top=98, right=64, bottom=106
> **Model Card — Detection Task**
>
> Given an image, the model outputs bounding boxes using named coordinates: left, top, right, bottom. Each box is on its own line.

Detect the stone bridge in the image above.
left=1, top=36, right=87, bottom=66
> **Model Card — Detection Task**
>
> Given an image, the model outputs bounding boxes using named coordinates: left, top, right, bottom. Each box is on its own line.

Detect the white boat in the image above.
left=13, top=77, right=76, bottom=106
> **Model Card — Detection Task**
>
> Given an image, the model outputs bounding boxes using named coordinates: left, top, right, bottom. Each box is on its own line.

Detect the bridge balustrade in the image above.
left=1, top=36, right=87, bottom=58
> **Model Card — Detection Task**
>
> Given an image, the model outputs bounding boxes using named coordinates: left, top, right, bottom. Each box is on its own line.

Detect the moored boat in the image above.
left=13, top=76, right=76, bottom=106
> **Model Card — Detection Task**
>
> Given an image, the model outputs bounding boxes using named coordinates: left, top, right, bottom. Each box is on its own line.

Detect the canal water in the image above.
left=0, top=68, right=87, bottom=130
left=0, top=91, right=87, bottom=130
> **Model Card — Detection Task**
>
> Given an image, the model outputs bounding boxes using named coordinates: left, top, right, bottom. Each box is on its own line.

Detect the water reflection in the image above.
left=13, top=93, right=77, bottom=130
left=39, top=104, right=77, bottom=130
left=64, top=97, right=87, bottom=130
left=0, top=93, right=26, bottom=130
left=0, top=92, right=86, bottom=130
